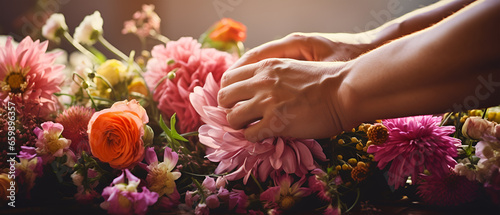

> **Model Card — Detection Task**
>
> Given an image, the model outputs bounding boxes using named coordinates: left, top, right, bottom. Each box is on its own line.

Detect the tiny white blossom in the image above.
left=42, top=13, right=68, bottom=41
left=74, top=11, right=103, bottom=45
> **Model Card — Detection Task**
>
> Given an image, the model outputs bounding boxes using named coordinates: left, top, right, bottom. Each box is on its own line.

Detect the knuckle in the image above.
left=217, top=90, right=227, bottom=106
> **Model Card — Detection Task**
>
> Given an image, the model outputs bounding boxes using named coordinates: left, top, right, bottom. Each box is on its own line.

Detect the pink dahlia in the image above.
left=144, top=37, right=237, bottom=133
left=189, top=74, right=327, bottom=183
left=56, top=106, right=95, bottom=156
left=0, top=36, right=65, bottom=119
left=416, top=169, right=481, bottom=206
left=367, top=115, right=460, bottom=189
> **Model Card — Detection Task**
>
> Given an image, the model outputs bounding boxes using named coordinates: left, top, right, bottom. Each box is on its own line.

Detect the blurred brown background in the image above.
left=0, top=0, right=437, bottom=56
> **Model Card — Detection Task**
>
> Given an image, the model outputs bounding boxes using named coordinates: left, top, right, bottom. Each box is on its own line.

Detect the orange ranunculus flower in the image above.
left=88, top=100, right=148, bottom=169
left=209, top=18, right=246, bottom=42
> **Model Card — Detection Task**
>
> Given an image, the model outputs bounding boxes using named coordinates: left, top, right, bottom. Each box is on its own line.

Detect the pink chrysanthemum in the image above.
left=56, top=106, right=95, bottom=156
left=189, top=73, right=327, bottom=184
left=0, top=36, right=65, bottom=119
left=417, top=169, right=481, bottom=206
left=144, top=37, right=237, bottom=133
left=367, top=115, right=460, bottom=189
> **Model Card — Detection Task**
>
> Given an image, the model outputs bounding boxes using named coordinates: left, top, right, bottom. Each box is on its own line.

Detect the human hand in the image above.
left=218, top=58, right=349, bottom=141
left=228, top=32, right=375, bottom=70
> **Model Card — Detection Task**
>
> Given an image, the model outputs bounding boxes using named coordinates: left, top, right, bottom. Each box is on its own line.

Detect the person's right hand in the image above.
left=228, top=32, right=376, bottom=70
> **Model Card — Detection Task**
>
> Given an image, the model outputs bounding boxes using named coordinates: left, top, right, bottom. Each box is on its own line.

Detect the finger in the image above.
left=219, top=76, right=262, bottom=108
left=220, top=62, right=258, bottom=88
left=243, top=116, right=279, bottom=142
left=227, top=37, right=302, bottom=71
left=226, top=97, right=264, bottom=130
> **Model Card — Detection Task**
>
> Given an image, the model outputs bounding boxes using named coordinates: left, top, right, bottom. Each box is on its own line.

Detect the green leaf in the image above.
left=170, top=113, right=189, bottom=142
left=159, top=114, right=172, bottom=138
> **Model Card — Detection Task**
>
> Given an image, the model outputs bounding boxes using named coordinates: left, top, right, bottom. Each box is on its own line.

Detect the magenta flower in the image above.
left=15, top=146, right=43, bottom=196
left=417, top=169, right=481, bottom=206
left=260, top=174, right=312, bottom=212
left=145, top=37, right=237, bottom=133
left=367, top=115, right=460, bottom=189
left=34, top=121, right=75, bottom=166
left=189, top=73, right=327, bottom=183
left=0, top=36, right=65, bottom=119
left=100, top=169, right=158, bottom=215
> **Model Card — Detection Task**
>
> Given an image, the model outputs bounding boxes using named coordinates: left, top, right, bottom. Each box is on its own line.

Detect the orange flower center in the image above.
left=3, top=72, right=27, bottom=94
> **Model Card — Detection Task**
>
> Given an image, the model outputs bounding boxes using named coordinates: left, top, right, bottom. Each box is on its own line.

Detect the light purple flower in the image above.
left=100, top=169, right=158, bottom=215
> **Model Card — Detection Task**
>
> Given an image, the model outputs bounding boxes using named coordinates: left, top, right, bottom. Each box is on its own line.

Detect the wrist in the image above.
left=323, top=61, right=360, bottom=133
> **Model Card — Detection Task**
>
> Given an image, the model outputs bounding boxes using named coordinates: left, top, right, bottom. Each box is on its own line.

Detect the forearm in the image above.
left=336, top=0, right=500, bottom=129
left=367, top=0, right=475, bottom=47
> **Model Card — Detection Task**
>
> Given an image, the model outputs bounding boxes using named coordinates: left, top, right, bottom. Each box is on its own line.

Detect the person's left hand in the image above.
left=218, top=58, right=348, bottom=142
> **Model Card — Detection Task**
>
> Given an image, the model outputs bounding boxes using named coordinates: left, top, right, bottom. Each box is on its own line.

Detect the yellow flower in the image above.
left=128, top=77, right=149, bottom=97
left=95, top=59, right=128, bottom=90
left=0, top=173, right=13, bottom=202
left=367, top=123, right=389, bottom=145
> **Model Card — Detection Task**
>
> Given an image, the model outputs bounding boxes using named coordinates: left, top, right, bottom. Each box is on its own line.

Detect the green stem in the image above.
left=251, top=174, right=264, bottom=193
left=153, top=33, right=170, bottom=44
left=72, top=72, right=97, bottom=110
left=94, top=74, right=119, bottom=100
left=98, top=35, right=129, bottom=61
left=63, top=31, right=100, bottom=63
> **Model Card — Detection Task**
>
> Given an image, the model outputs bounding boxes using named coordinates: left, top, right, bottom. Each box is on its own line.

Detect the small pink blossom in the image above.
left=367, top=115, right=460, bottom=189
left=205, top=194, right=220, bottom=209
left=122, top=4, right=161, bottom=39
left=100, top=169, right=158, bottom=215
left=202, top=176, right=216, bottom=193
left=34, top=121, right=74, bottom=165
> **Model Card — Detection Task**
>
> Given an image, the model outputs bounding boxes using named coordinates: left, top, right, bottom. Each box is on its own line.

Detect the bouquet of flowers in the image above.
left=1, top=4, right=499, bottom=215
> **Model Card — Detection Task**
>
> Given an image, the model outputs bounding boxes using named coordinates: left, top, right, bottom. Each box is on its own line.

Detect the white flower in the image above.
left=74, top=11, right=103, bottom=45
left=42, top=13, right=68, bottom=41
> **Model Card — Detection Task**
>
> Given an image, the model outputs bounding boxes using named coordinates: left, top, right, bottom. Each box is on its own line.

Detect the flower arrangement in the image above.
left=1, top=4, right=499, bottom=214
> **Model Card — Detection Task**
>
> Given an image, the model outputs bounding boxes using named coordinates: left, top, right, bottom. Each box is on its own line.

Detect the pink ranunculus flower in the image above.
left=367, top=115, right=461, bottom=189
left=34, top=121, right=75, bottom=165
left=100, top=169, right=158, bottom=215
left=145, top=37, right=237, bottom=133
left=0, top=36, right=65, bottom=119
left=189, top=73, right=327, bottom=184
